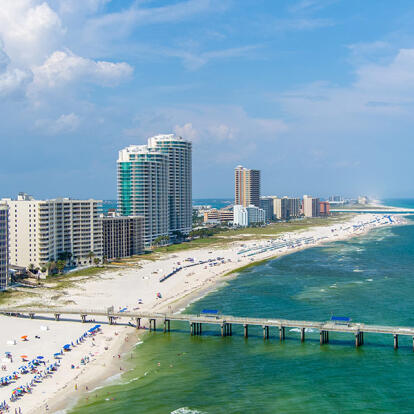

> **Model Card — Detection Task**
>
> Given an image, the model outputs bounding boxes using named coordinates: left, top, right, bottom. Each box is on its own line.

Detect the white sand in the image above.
left=0, top=213, right=404, bottom=413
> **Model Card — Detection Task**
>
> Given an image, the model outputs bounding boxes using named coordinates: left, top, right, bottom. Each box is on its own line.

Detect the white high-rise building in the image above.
left=233, top=205, right=265, bottom=227
left=303, top=195, right=320, bottom=218
left=118, top=145, right=169, bottom=246
left=118, top=134, right=192, bottom=246
left=2, top=193, right=103, bottom=269
left=0, top=204, right=9, bottom=290
left=148, top=134, right=192, bottom=236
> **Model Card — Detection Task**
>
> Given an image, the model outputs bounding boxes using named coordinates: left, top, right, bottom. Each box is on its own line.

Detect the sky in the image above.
left=1, top=0, right=414, bottom=200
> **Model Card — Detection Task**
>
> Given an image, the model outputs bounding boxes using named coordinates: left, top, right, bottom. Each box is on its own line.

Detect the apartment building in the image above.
left=2, top=193, right=102, bottom=268
left=235, top=166, right=260, bottom=208
left=260, top=197, right=274, bottom=221
left=273, top=197, right=302, bottom=220
left=0, top=204, right=8, bottom=290
left=319, top=201, right=331, bottom=216
left=148, top=134, right=192, bottom=236
left=233, top=205, right=265, bottom=227
left=303, top=195, right=320, bottom=218
left=102, top=213, right=144, bottom=260
left=118, top=145, right=169, bottom=246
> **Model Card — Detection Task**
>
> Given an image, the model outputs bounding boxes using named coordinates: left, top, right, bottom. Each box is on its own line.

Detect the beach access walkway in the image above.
left=1, top=307, right=414, bottom=351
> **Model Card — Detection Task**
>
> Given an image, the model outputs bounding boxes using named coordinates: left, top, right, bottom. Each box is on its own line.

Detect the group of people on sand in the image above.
left=1, top=326, right=103, bottom=411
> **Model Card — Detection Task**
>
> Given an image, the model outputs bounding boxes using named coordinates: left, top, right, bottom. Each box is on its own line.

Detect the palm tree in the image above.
left=93, top=257, right=100, bottom=267
left=46, top=261, right=57, bottom=276
left=87, top=251, right=95, bottom=265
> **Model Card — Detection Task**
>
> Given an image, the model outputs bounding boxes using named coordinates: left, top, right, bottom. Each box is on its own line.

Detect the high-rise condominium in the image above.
left=273, top=197, right=302, bottom=220
left=303, top=195, right=320, bottom=218
left=148, top=134, right=192, bottom=235
left=0, top=204, right=9, bottom=290
left=118, top=145, right=169, bottom=246
left=118, top=135, right=192, bottom=245
left=234, top=166, right=260, bottom=208
left=2, top=193, right=103, bottom=268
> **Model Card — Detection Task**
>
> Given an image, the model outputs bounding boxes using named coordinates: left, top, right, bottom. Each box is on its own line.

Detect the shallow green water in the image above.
left=71, top=212, right=414, bottom=414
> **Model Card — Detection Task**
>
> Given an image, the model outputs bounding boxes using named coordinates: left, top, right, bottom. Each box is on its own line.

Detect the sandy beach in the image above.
left=0, top=213, right=406, bottom=413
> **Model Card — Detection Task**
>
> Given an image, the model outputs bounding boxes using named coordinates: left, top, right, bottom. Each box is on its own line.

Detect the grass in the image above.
left=143, top=213, right=354, bottom=259
left=224, top=257, right=274, bottom=276
left=0, top=289, right=36, bottom=306
left=45, top=266, right=109, bottom=289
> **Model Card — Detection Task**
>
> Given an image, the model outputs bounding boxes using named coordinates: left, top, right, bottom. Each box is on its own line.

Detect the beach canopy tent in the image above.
left=63, top=344, right=71, bottom=350
left=331, top=316, right=350, bottom=323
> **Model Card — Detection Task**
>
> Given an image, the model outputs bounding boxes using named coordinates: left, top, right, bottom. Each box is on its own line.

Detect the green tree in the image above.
left=56, top=260, right=66, bottom=274
left=93, top=257, right=100, bottom=267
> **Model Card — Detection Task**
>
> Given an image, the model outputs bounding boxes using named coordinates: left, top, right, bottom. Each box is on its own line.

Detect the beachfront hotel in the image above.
left=118, top=134, right=192, bottom=245
left=303, top=195, right=320, bottom=218
left=0, top=204, right=9, bottom=290
left=1, top=193, right=103, bottom=268
left=102, top=213, right=144, bottom=260
left=148, top=134, right=192, bottom=236
left=235, top=165, right=261, bottom=208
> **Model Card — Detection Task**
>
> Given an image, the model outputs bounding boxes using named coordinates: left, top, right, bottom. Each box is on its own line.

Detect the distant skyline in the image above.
left=1, top=0, right=414, bottom=199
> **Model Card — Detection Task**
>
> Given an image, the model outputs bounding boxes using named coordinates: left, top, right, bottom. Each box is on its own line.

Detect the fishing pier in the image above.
left=0, top=307, right=413, bottom=351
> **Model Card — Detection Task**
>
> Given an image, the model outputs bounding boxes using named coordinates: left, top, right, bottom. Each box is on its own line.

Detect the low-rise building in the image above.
left=303, top=195, right=320, bottom=217
left=233, top=205, right=265, bottom=227
left=0, top=204, right=9, bottom=290
left=319, top=201, right=331, bottom=216
left=102, top=213, right=144, bottom=260
left=203, top=209, right=220, bottom=223
left=2, top=193, right=103, bottom=268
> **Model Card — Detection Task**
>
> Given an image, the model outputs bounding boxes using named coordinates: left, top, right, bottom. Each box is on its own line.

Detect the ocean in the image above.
left=71, top=199, right=414, bottom=414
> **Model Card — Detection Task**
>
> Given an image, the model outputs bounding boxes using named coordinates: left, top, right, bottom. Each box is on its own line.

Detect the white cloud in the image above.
left=174, top=123, right=198, bottom=141
left=0, top=0, right=133, bottom=99
left=0, top=0, right=64, bottom=66
left=87, top=0, right=229, bottom=35
left=54, top=0, right=111, bottom=15
left=0, top=68, right=31, bottom=96
left=31, top=50, right=133, bottom=90
left=208, top=124, right=235, bottom=140
left=35, top=112, right=80, bottom=134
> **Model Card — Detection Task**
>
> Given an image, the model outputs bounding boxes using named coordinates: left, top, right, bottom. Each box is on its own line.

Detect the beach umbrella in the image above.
left=21, top=335, right=28, bottom=340
left=20, top=355, right=28, bottom=359
left=37, top=356, right=44, bottom=359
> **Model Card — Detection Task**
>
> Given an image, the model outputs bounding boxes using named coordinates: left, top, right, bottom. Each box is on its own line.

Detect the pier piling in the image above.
left=244, top=324, right=248, bottom=338
left=263, top=325, right=269, bottom=340
left=164, top=319, right=171, bottom=333
left=394, top=334, right=398, bottom=349
left=279, top=326, right=285, bottom=341
left=301, top=328, right=305, bottom=342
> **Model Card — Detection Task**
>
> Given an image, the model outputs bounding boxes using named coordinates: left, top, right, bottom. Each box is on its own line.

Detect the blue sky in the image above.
left=1, top=0, right=414, bottom=200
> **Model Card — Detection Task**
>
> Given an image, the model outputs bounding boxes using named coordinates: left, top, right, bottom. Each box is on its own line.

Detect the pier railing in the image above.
left=0, top=307, right=412, bottom=350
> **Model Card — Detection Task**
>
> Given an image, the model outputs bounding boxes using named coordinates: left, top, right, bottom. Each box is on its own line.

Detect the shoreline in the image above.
left=0, top=213, right=407, bottom=413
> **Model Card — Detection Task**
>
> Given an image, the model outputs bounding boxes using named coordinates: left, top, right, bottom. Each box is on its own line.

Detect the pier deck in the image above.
left=1, top=307, right=413, bottom=350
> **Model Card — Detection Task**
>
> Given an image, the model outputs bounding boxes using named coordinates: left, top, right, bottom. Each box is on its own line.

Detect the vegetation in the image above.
left=152, top=235, right=170, bottom=247
left=145, top=213, right=354, bottom=258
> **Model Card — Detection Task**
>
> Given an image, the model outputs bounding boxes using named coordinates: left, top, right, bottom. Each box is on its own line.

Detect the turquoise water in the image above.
left=71, top=209, right=414, bottom=414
